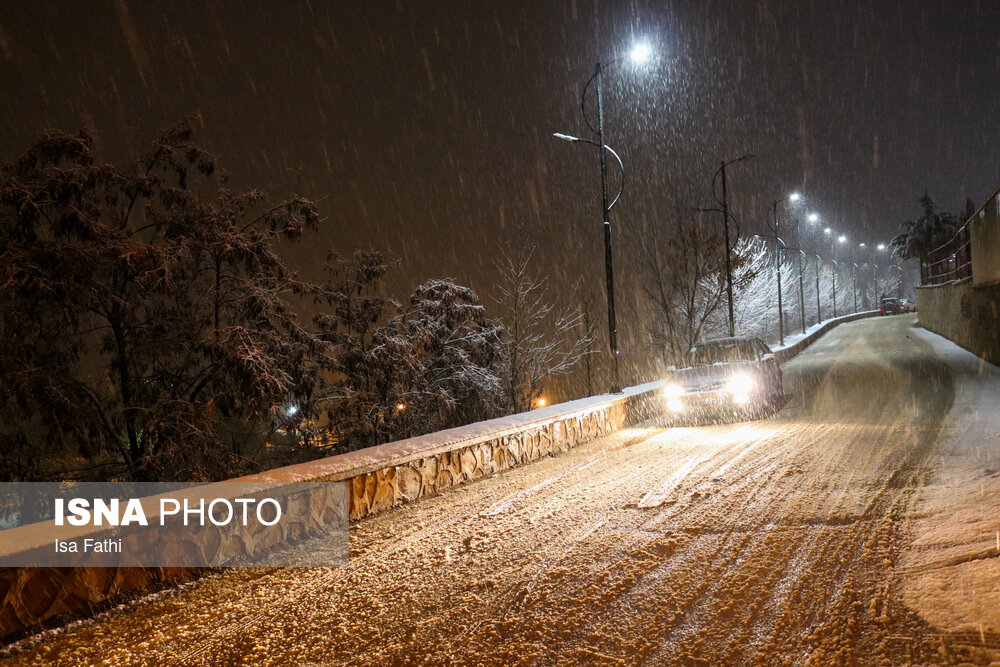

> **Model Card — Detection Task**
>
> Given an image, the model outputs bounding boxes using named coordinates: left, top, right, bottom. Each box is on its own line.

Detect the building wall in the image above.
left=917, top=278, right=1000, bottom=364
left=971, top=189, right=1000, bottom=286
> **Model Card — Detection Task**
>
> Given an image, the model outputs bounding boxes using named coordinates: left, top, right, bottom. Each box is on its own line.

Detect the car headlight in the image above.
left=726, top=374, right=753, bottom=394
left=663, top=383, right=685, bottom=398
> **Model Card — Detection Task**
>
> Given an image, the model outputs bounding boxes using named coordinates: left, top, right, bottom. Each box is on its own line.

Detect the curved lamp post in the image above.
left=769, top=193, right=801, bottom=345
left=555, top=43, right=651, bottom=393
left=695, top=154, right=755, bottom=337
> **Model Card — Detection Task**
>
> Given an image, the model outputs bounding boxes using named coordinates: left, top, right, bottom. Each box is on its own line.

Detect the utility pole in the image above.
left=851, top=245, right=858, bottom=313
left=771, top=199, right=785, bottom=346
left=594, top=62, right=621, bottom=393
left=798, top=247, right=807, bottom=334
left=832, top=260, right=839, bottom=318
left=815, top=255, right=822, bottom=323
left=721, top=162, right=735, bottom=337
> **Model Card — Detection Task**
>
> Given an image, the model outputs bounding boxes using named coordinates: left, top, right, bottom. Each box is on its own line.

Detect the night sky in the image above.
left=2, top=0, right=999, bottom=379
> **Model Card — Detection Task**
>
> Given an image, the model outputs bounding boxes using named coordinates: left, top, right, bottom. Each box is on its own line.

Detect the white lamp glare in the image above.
left=808, top=213, right=819, bottom=223
left=789, top=192, right=801, bottom=202
left=630, top=43, right=651, bottom=63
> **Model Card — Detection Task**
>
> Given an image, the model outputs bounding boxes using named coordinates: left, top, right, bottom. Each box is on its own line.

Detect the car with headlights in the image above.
left=898, top=298, right=916, bottom=313
left=661, top=337, right=783, bottom=423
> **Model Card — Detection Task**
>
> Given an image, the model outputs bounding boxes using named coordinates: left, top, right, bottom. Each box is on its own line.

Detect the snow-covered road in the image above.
left=5, top=315, right=997, bottom=665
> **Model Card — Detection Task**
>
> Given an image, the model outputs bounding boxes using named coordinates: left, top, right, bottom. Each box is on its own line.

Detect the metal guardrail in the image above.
left=922, top=223, right=972, bottom=285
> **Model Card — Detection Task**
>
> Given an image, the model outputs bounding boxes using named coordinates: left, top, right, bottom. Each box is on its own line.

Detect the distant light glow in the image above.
left=859, top=242, right=865, bottom=247
left=878, top=243, right=886, bottom=250
left=536, top=397, right=547, bottom=408
left=630, top=43, right=651, bottom=63
left=838, top=235, right=847, bottom=243
left=808, top=213, right=819, bottom=223
left=824, top=227, right=832, bottom=235
left=286, top=405, right=298, bottom=416
left=789, top=192, right=801, bottom=202
left=396, top=402, right=407, bottom=411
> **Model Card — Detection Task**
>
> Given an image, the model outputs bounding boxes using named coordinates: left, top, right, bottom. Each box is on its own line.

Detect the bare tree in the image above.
left=493, top=243, right=592, bottom=413
left=642, top=215, right=772, bottom=364
left=576, top=293, right=601, bottom=396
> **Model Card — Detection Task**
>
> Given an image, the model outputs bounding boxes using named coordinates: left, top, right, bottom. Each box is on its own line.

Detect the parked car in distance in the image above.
left=661, top=337, right=784, bottom=424
left=880, top=298, right=905, bottom=315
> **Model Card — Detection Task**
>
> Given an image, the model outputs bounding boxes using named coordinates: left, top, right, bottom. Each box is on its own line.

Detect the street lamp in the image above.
left=552, top=133, right=625, bottom=210
left=695, top=154, right=755, bottom=337
left=769, top=194, right=802, bottom=346
left=831, top=259, right=840, bottom=317
left=630, top=43, right=651, bottom=62
left=555, top=44, right=650, bottom=393
left=796, top=242, right=807, bottom=334
left=814, top=254, right=823, bottom=323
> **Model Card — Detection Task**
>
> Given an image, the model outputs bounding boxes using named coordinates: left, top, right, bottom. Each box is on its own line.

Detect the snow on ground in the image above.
left=5, top=314, right=994, bottom=665
left=901, top=324, right=1000, bottom=649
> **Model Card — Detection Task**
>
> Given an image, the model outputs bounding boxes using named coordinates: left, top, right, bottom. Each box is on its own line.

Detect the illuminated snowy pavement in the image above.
left=6, top=316, right=998, bottom=665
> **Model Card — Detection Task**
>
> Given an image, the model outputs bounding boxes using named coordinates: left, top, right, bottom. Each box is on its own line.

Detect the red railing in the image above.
left=921, top=223, right=972, bottom=285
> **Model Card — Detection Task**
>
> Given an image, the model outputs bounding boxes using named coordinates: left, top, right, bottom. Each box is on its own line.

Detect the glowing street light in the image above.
left=808, top=213, right=819, bottom=223
left=838, top=235, right=847, bottom=244
left=877, top=243, right=886, bottom=250
left=769, top=192, right=804, bottom=345
left=630, top=43, right=651, bottom=63
left=553, top=41, right=652, bottom=393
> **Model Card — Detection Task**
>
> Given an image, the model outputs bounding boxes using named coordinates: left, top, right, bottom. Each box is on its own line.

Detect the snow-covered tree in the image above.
left=314, top=254, right=502, bottom=448
left=888, top=193, right=958, bottom=263
left=864, top=273, right=901, bottom=308
left=493, top=243, right=592, bottom=413
left=0, top=118, right=321, bottom=481
left=642, top=220, right=772, bottom=363
left=312, top=250, right=399, bottom=448
left=393, top=279, right=503, bottom=431
left=731, top=238, right=795, bottom=343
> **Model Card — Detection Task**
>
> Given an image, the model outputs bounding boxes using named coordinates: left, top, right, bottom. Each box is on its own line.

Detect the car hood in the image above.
left=666, top=361, right=762, bottom=392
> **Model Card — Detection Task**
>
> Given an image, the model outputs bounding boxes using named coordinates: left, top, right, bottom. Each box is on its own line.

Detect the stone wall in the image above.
left=917, top=278, right=1000, bottom=365
left=0, top=387, right=649, bottom=642
left=346, top=400, right=628, bottom=519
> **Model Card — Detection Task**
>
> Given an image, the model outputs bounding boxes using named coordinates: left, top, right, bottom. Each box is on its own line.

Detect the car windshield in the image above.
left=688, top=341, right=758, bottom=365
